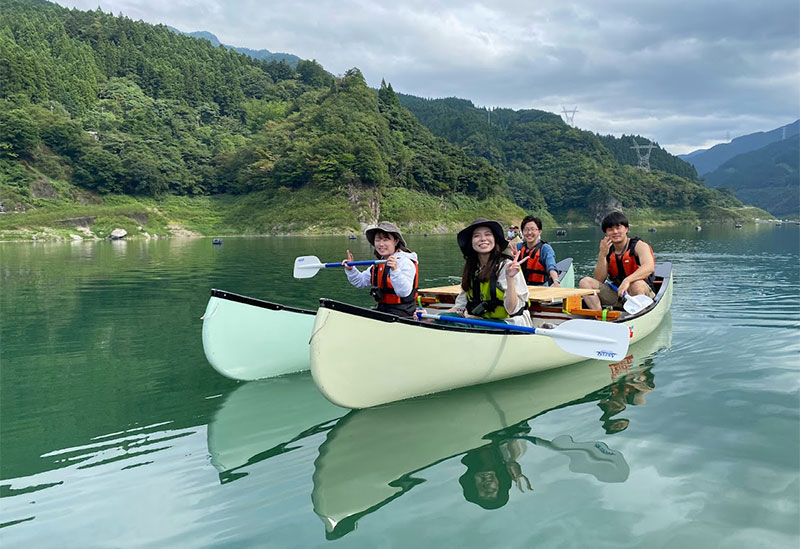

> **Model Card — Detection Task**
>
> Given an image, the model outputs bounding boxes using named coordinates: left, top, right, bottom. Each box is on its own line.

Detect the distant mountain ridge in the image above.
left=168, top=27, right=301, bottom=66
left=679, top=120, right=800, bottom=176
left=702, top=134, right=799, bottom=217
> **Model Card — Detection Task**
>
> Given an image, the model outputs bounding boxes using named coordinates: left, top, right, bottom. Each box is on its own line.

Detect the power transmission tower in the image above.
left=561, top=106, right=578, bottom=126
left=630, top=138, right=657, bottom=172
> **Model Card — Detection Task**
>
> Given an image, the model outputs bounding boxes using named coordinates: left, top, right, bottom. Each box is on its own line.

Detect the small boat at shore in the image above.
left=202, top=260, right=575, bottom=381
left=310, top=263, right=673, bottom=408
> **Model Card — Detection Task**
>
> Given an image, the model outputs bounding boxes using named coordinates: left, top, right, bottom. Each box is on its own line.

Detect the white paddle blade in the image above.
left=293, top=255, right=323, bottom=279
left=540, top=319, right=630, bottom=361
left=623, top=294, right=654, bottom=314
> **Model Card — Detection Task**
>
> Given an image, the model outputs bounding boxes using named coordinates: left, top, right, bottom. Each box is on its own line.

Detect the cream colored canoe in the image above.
left=312, top=319, right=672, bottom=538
left=310, top=264, right=673, bottom=409
left=203, top=260, right=574, bottom=381
left=202, top=289, right=316, bottom=380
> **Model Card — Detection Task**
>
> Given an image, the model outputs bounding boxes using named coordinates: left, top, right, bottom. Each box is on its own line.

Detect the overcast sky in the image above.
left=55, top=0, right=799, bottom=154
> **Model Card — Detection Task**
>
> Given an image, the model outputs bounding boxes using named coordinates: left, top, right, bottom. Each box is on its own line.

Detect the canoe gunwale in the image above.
left=210, top=288, right=315, bottom=316
left=317, top=262, right=672, bottom=335
left=612, top=262, right=672, bottom=323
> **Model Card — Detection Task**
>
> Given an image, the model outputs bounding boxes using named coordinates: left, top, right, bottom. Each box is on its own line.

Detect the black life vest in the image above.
left=519, top=240, right=548, bottom=285
left=606, top=237, right=655, bottom=289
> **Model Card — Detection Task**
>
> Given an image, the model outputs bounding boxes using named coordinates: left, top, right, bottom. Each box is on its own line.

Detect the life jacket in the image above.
left=519, top=240, right=548, bottom=285
left=370, top=259, right=419, bottom=316
left=466, top=263, right=527, bottom=319
left=606, top=237, right=655, bottom=289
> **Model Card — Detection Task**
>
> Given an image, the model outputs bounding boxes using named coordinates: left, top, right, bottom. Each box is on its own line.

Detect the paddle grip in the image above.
left=605, top=281, right=628, bottom=297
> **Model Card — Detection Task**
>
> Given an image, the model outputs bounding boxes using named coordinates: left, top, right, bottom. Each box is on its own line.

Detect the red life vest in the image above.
left=519, top=240, right=547, bottom=285
left=606, top=237, right=655, bottom=289
left=370, top=260, right=419, bottom=305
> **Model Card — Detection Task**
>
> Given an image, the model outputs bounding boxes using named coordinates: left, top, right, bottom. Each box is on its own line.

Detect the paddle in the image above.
left=605, top=282, right=654, bottom=314
left=518, top=435, right=629, bottom=483
left=417, top=313, right=629, bottom=361
left=293, top=255, right=387, bottom=279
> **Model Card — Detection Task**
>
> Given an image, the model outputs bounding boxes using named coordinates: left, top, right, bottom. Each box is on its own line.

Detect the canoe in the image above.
left=201, top=289, right=315, bottom=380
left=312, top=319, right=672, bottom=538
left=309, top=263, right=673, bottom=408
left=206, top=373, right=345, bottom=479
left=202, top=259, right=575, bottom=381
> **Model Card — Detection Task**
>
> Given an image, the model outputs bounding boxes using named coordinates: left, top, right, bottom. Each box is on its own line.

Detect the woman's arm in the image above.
left=388, top=255, right=416, bottom=298
left=345, top=265, right=373, bottom=288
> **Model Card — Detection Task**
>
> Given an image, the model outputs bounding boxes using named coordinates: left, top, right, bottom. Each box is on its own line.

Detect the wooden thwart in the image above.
left=418, top=284, right=595, bottom=302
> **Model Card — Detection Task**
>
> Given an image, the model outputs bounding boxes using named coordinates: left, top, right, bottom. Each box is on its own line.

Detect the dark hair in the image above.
left=601, top=211, right=629, bottom=232
left=520, top=215, right=542, bottom=232
left=460, top=241, right=511, bottom=291
left=458, top=446, right=512, bottom=510
left=370, top=230, right=411, bottom=259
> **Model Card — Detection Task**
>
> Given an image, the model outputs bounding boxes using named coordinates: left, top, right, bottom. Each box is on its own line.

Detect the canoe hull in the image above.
left=310, top=264, right=673, bottom=408
left=202, top=290, right=315, bottom=380
left=312, top=318, right=671, bottom=535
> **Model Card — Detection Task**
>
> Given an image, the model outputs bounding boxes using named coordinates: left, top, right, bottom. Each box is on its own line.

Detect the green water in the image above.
left=1, top=225, right=798, bottom=548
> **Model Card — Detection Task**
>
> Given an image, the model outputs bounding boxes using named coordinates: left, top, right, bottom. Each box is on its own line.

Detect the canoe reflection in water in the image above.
left=312, top=315, right=671, bottom=539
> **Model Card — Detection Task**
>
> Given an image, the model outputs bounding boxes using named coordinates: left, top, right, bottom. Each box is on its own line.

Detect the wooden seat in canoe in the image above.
left=418, top=285, right=621, bottom=321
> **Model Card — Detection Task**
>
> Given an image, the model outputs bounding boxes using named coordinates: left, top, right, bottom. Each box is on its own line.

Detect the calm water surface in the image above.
left=1, top=225, right=798, bottom=548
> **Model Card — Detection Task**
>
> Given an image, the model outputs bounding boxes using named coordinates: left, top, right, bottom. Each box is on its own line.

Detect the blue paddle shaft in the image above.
left=605, top=281, right=628, bottom=296
left=419, top=313, right=538, bottom=334
left=325, top=260, right=388, bottom=268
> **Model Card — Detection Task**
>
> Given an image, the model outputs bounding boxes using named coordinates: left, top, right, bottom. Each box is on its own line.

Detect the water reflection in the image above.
left=206, top=374, right=346, bottom=482
left=312, top=315, right=671, bottom=539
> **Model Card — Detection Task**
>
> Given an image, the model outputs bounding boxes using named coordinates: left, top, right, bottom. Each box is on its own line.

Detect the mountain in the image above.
left=0, top=0, right=760, bottom=238
left=679, top=120, right=800, bottom=176
left=702, top=135, right=799, bottom=217
left=398, top=94, right=733, bottom=221
left=597, top=134, right=697, bottom=180
left=169, top=27, right=301, bottom=66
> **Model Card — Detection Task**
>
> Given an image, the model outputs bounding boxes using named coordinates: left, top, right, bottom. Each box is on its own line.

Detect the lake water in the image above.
left=1, top=225, right=798, bottom=548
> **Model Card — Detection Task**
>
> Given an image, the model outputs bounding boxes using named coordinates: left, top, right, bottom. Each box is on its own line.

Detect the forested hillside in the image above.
left=703, top=135, right=799, bottom=217
left=0, top=0, right=765, bottom=240
left=397, top=94, right=738, bottom=221
left=597, top=134, right=698, bottom=180
left=175, top=29, right=301, bottom=66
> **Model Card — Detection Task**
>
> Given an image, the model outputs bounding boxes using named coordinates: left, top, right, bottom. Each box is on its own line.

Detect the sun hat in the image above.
left=457, top=218, right=508, bottom=256
left=365, top=222, right=407, bottom=249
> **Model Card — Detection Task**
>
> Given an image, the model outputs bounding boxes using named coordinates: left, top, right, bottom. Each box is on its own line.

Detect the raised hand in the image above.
left=507, top=247, right=522, bottom=278
left=342, top=249, right=354, bottom=270
left=599, top=236, right=612, bottom=256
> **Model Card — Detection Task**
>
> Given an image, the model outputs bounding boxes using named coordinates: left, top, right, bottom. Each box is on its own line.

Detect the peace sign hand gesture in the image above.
left=507, top=248, right=522, bottom=279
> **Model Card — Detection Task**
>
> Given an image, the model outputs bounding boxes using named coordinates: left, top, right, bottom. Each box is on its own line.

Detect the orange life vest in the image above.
left=519, top=240, right=548, bottom=285
left=370, top=260, right=419, bottom=306
left=606, top=237, right=655, bottom=289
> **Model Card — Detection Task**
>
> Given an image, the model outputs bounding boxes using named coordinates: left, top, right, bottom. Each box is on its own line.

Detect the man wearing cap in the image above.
left=343, top=222, right=419, bottom=318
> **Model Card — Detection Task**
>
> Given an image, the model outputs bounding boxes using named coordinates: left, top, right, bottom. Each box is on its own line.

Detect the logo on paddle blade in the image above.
left=596, top=350, right=618, bottom=359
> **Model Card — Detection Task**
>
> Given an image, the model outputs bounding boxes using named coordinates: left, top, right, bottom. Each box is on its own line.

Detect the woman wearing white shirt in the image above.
left=343, top=222, right=419, bottom=318
left=448, top=218, right=532, bottom=328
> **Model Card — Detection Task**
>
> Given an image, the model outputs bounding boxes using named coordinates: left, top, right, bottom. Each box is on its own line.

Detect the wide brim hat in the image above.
left=457, top=218, right=508, bottom=256
left=365, top=221, right=407, bottom=249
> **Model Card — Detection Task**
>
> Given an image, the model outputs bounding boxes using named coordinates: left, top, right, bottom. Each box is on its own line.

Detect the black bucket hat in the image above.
left=457, top=218, right=508, bottom=256
left=365, top=222, right=407, bottom=249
